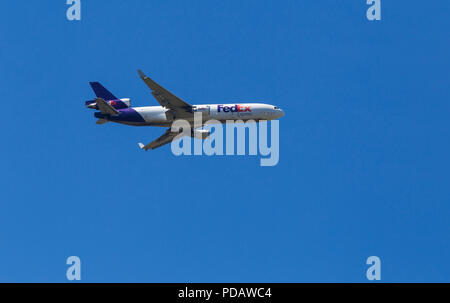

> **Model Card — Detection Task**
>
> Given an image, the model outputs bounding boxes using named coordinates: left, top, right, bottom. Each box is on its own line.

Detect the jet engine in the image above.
left=190, top=129, right=211, bottom=139
left=85, top=98, right=131, bottom=109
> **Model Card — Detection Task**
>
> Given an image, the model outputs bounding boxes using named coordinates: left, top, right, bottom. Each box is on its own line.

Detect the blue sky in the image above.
left=0, top=1, right=449, bottom=282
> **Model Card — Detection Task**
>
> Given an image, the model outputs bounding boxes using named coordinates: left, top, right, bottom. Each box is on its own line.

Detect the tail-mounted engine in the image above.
left=85, top=98, right=131, bottom=110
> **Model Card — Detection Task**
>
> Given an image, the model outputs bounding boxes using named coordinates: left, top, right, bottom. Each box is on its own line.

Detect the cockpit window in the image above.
left=274, top=106, right=279, bottom=109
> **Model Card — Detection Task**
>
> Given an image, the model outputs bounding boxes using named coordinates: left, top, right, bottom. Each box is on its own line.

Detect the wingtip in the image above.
left=137, top=69, right=149, bottom=80
left=138, top=142, right=150, bottom=151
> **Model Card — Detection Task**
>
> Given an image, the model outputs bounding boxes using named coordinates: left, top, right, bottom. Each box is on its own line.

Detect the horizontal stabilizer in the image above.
left=96, top=119, right=109, bottom=125
left=96, top=98, right=119, bottom=116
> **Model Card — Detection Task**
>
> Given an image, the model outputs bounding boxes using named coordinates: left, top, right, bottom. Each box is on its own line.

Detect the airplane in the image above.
left=85, top=70, right=284, bottom=150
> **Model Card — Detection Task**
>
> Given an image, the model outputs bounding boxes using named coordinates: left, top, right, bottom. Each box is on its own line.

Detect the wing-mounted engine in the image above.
left=191, top=129, right=211, bottom=139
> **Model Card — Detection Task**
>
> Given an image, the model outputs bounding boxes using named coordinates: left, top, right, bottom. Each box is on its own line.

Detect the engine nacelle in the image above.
left=85, top=98, right=131, bottom=109
left=119, top=98, right=131, bottom=107
left=190, top=129, right=211, bottom=139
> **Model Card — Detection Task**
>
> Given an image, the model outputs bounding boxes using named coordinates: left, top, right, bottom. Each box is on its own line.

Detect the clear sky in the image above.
left=0, top=1, right=449, bottom=282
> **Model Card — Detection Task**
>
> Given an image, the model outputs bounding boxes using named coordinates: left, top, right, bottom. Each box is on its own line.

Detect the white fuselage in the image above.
left=130, top=103, right=284, bottom=127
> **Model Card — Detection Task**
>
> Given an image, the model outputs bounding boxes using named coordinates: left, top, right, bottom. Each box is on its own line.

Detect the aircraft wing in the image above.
left=138, top=129, right=180, bottom=151
left=137, top=70, right=193, bottom=115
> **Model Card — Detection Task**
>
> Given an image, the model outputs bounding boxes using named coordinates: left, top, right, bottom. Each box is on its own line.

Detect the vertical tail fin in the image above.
left=89, top=82, right=118, bottom=100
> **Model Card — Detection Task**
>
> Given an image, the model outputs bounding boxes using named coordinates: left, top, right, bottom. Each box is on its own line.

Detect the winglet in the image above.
left=138, top=142, right=148, bottom=151
left=137, top=69, right=147, bottom=80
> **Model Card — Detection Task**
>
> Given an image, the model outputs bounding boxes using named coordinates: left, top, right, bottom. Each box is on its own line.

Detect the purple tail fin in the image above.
left=86, top=82, right=130, bottom=109
left=89, top=82, right=117, bottom=100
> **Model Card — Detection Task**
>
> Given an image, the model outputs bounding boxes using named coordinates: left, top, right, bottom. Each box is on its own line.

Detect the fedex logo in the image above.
left=217, top=105, right=251, bottom=113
